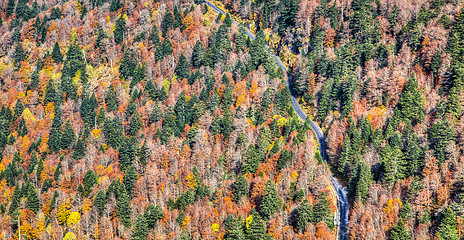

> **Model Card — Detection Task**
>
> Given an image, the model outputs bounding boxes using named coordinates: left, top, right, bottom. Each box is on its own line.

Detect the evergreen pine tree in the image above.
left=26, top=188, right=40, bottom=214
left=149, top=25, right=160, bottom=46
left=224, top=13, right=232, bottom=27
left=396, top=72, right=425, bottom=124
left=447, top=87, right=462, bottom=119
left=52, top=42, right=63, bottom=63
left=6, top=0, right=15, bottom=17
left=132, top=214, right=149, bottom=240
left=175, top=54, right=190, bottom=80
left=114, top=14, right=126, bottom=44
left=161, top=11, right=174, bottom=37
left=116, top=189, right=132, bottom=227
left=54, top=157, right=62, bottom=182
left=94, top=190, right=107, bottom=216
left=144, top=204, right=164, bottom=229
left=235, top=27, right=247, bottom=51
left=72, top=138, right=85, bottom=160
left=297, top=200, right=312, bottom=233
left=338, top=134, right=351, bottom=174
left=110, top=0, right=121, bottom=12
left=43, top=79, right=57, bottom=105
left=138, top=141, right=149, bottom=168
left=222, top=108, right=233, bottom=138
left=61, top=76, right=77, bottom=100
left=128, top=112, right=142, bottom=136
left=173, top=6, right=183, bottom=29
left=83, top=170, right=97, bottom=197
left=192, top=40, right=203, bottom=69
left=61, top=120, right=76, bottom=149
left=313, top=192, right=333, bottom=228
left=123, top=165, right=137, bottom=196
left=436, top=207, right=459, bottom=240
left=17, top=117, right=27, bottom=137
left=233, top=174, right=248, bottom=202
left=259, top=180, right=282, bottom=220
left=48, top=109, right=62, bottom=153
left=246, top=209, right=267, bottom=240
left=8, top=186, right=21, bottom=214
left=224, top=217, right=245, bottom=240
left=106, top=84, right=118, bottom=112
left=390, top=218, right=410, bottom=240
left=36, top=158, right=43, bottom=182
left=27, top=151, right=38, bottom=174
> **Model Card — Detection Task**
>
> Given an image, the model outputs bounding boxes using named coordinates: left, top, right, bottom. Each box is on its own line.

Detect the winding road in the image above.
left=204, top=1, right=349, bottom=239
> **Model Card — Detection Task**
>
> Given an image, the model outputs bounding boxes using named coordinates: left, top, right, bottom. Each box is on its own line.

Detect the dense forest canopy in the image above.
left=1, top=0, right=464, bottom=239
left=217, top=0, right=464, bottom=238
left=0, top=0, right=338, bottom=239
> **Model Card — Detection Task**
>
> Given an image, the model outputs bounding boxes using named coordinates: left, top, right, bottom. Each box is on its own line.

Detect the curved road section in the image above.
left=204, top=1, right=349, bottom=239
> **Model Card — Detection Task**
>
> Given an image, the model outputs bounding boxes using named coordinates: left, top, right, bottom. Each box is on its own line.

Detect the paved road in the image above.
left=204, top=1, right=349, bottom=239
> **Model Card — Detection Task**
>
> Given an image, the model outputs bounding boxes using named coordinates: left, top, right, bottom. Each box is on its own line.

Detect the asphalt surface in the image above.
left=204, top=1, right=349, bottom=239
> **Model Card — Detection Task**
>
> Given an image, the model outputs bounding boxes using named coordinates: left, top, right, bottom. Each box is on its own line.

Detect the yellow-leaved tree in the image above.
left=67, top=212, right=81, bottom=228
left=57, top=202, right=70, bottom=225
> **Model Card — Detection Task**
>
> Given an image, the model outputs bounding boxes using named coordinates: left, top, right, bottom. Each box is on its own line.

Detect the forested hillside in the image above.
left=0, top=0, right=340, bottom=239
left=217, top=0, right=464, bottom=239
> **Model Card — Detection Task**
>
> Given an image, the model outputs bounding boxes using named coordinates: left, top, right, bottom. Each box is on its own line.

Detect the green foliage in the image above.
left=61, top=76, right=77, bottom=100
left=94, top=190, right=107, bottom=216
left=348, top=162, right=372, bottom=203
left=150, top=25, right=160, bottom=45
left=128, top=112, right=142, bottom=136
left=192, top=40, right=204, bottom=69
left=429, top=119, right=454, bottom=164
left=297, top=200, right=312, bottom=233
left=6, top=0, right=15, bottom=17
left=318, top=78, right=334, bottom=121
left=48, top=109, right=62, bottom=153
left=278, top=0, right=299, bottom=34
left=26, top=188, right=40, bottom=214
left=14, top=43, right=26, bottom=68
left=116, top=189, right=132, bottom=227
left=106, top=84, right=118, bottom=112
left=72, top=138, right=85, bottom=160
left=224, top=13, right=232, bottom=27
left=379, top=143, right=406, bottom=185
left=390, top=218, right=410, bottom=240
left=394, top=73, right=424, bottom=124
left=144, top=204, right=164, bottom=229
left=175, top=54, right=190, bottom=80
left=156, top=38, right=173, bottom=61
left=246, top=209, right=268, bottom=240
left=438, top=14, right=451, bottom=29
left=52, top=42, right=63, bottom=63
left=83, top=170, right=97, bottom=197
left=114, top=14, right=126, bottom=44
left=118, top=137, right=138, bottom=170
left=119, top=51, right=136, bottom=80
left=54, top=156, right=63, bottom=182
left=436, top=207, right=459, bottom=240
left=103, top=116, right=125, bottom=149
left=162, top=11, right=174, bottom=37
left=110, top=0, right=121, bottom=12
left=224, top=216, right=245, bottom=240
left=61, top=120, right=76, bottom=149
left=388, top=5, right=400, bottom=32
left=259, top=180, right=281, bottom=220
left=63, top=41, right=84, bottom=78
left=123, top=166, right=137, bottom=196
left=233, top=174, right=248, bottom=202
left=313, top=192, right=333, bottom=228
left=132, top=214, right=149, bottom=240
